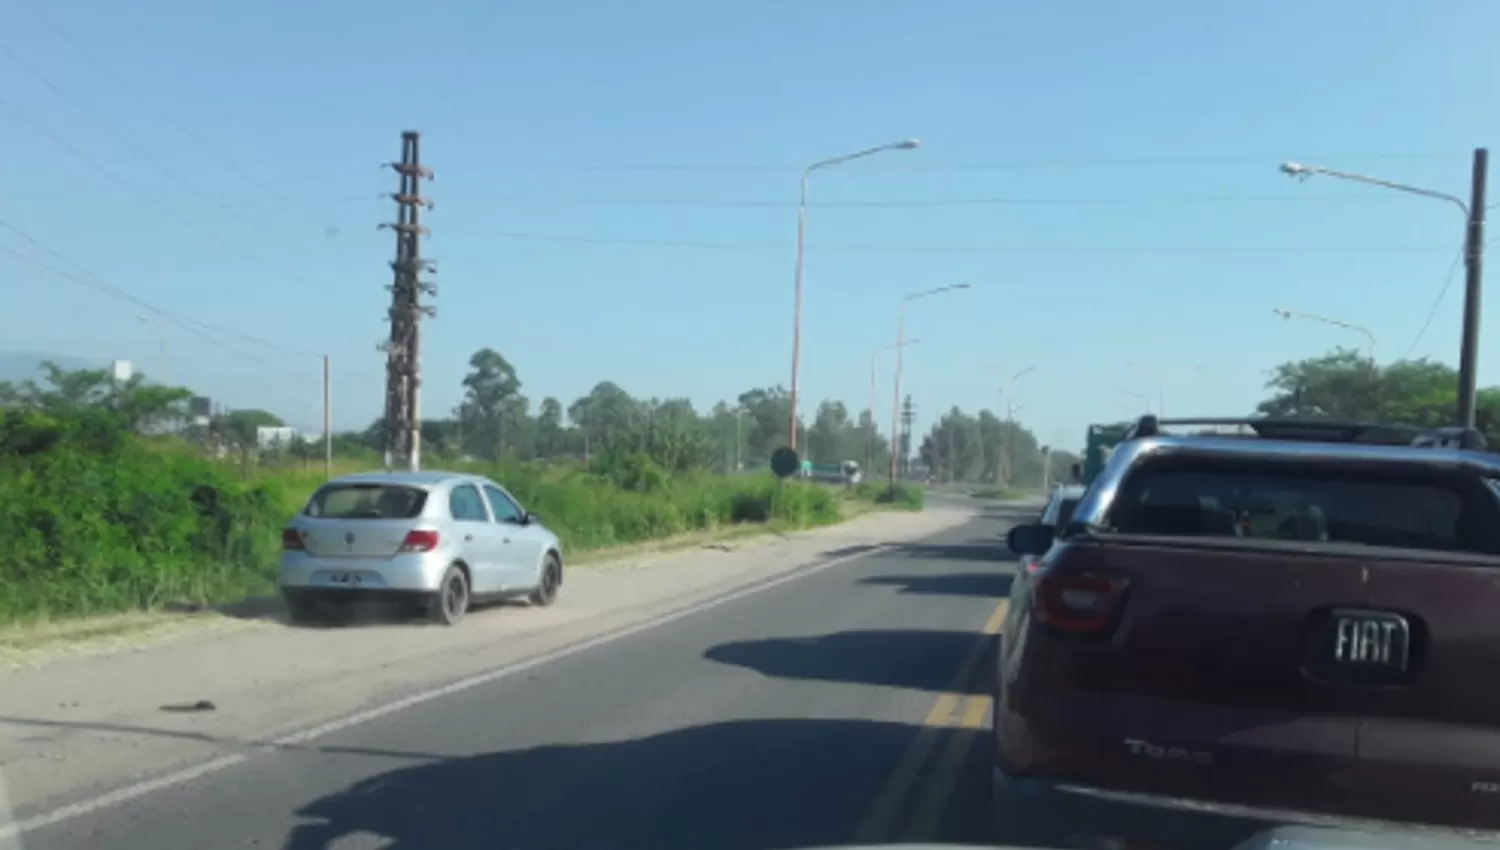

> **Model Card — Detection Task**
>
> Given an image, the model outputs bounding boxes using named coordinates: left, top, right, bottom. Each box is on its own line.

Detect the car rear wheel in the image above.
left=428, top=565, right=470, bottom=626
left=529, top=553, right=562, bottom=607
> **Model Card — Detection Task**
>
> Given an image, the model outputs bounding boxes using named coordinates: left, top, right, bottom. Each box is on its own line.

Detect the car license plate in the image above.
left=1306, top=607, right=1412, bottom=685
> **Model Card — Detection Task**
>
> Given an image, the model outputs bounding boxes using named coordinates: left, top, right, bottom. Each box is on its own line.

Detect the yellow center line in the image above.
left=850, top=598, right=1009, bottom=844
left=959, top=693, right=991, bottom=729
left=903, top=725, right=980, bottom=839
left=924, top=692, right=962, bottom=727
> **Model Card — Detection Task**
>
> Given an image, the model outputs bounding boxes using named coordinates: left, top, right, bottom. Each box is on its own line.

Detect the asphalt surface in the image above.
left=16, top=501, right=1033, bottom=850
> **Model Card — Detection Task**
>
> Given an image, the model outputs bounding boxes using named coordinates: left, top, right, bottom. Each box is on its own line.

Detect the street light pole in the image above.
left=1271, top=307, right=1378, bottom=362
left=788, top=139, right=921, bottom=451
left=1000, top=365, right=1036, bottom=486
left=868, top=339, right=921, bottom=469
left=888, top=283, right=972, bottom=490
left=1280, top=149, right=1487, bottom=428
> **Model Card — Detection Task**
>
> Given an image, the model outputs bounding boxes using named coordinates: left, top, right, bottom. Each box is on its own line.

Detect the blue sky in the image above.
left=1, top=0, right=1496, bottom=452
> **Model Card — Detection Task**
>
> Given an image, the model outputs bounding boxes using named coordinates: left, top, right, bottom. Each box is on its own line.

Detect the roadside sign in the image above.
left=770, top=446, right=801, bottom=479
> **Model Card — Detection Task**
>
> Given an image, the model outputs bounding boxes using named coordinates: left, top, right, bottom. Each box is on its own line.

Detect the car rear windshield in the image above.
left=305, top=484, right=428, bottom=519
left=1107, top=457, right=1500, bottom=556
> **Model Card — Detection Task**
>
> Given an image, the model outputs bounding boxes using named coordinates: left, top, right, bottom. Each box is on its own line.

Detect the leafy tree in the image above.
left=459, top=348, right=523, bottom=459
left=1256, top=346, right=1500, bottom=445
left=534, top=397, right=567, bottom=458
left=0, top=360, right=192, bottom=432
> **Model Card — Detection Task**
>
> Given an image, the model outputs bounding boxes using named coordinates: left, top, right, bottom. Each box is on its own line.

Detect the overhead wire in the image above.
left=12, top=0, right=269, bottom=191
left=0, top=94, right=328, bottom=293
left=1403, top=246, right=1466, bottom=360
left=0, top=219, right=323, bottom=383
left=352, top=151, right=1460, bottom=174
left=472, top=229, right=1452, bottom=256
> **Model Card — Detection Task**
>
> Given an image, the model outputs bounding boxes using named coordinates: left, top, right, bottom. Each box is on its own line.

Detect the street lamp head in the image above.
left=1279, top=161, right=1312, bottom=179
left=1272, top=307, right=1293, bottom=320
left=894, top=138, right=922, bottom=150
left=953, top=282, right=972, bottom=289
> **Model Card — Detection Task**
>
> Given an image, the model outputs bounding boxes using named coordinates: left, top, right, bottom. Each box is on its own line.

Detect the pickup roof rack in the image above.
left=1125, top=415, right=1489, bottom=451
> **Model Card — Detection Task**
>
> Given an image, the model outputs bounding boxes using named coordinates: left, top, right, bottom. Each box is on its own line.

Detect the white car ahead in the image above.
left=278, top=470, right=564, bottom=625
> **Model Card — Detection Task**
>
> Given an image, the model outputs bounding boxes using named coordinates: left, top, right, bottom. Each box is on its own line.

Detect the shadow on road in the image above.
left=704, top=629, right=992, bottom=695
left=859, top=572, right=1014, bottom=598
left=885, top=540, right=1018, bottom=564
left=283, top=718, right=993, bottom=850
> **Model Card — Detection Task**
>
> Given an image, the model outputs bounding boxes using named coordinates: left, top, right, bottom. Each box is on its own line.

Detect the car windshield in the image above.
left=306, top=483, right=428, bottom=519
left=1111, top=458, right=1500, bottom=556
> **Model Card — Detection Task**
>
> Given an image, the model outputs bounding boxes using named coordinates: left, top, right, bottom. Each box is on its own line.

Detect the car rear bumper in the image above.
left=991, top=766, right=1493, bottom=850
left=278, top=551, right=448, bottom=593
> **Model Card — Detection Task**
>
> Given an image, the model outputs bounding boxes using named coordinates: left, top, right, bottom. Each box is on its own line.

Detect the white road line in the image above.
left=0, top=544, right=892, bottom=840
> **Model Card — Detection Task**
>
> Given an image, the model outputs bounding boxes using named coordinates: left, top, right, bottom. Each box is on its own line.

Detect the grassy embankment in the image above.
left=0, top=433, right=924, bottom=627
left=968, top=486, right=1029, bottom=501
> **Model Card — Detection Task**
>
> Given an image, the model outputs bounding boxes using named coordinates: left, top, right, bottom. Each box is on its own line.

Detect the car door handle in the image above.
left=502, top=538, right=512, bottom=544
left=464, top=534, right=474, bottom=542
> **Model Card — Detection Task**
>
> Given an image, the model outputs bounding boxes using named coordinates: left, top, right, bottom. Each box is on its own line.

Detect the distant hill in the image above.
left=0, top=351, right=98, bottom=385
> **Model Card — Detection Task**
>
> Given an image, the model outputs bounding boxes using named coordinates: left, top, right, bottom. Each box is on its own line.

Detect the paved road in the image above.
left=14, top=502, right=1034, bottom=850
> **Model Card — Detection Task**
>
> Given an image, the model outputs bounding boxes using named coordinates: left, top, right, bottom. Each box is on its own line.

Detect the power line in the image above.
left=13, top=0, right=268, bottom=191
left=1403, top=245, right=1466, bottom=360
left=0, top=42, right=241, bottom=209
left=112, top=190, right=1436, bottom=221
left=0, top=220, right=321, bottom=381
left=1, top=38, right=330, bottom=266
left=0, top=92, right=318, bottom=289
left=241, top=151, right=1465, bottom=194
left=363, top=151, right=1461, bottom=174
left=381, top=192, right=1425, bottom=209
left=475, top=229, right=1455, bottom=256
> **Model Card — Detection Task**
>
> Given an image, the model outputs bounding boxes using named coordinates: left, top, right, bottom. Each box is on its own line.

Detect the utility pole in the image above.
left=1458, top=148, right=1488, bottom=430
left=899, top=396, right=916, bottom=479
left=946, top=414, right=956, bottom=483
left=379, top=131, right=436, bottom=471
left=1004, top=397, right=1016, bottom=487
left=322, top=354, right=332, bottom=480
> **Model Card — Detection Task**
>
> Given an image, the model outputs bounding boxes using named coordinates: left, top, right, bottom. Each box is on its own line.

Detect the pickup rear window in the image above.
left=306, top=484, right=428, bottom=519
left=1108, top=457, right=1500, bottom=556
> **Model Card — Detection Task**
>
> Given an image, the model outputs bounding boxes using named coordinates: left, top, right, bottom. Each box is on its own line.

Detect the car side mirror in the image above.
left=523, top=511, right=541, bottom=526
left=1007, top=523, right=1055, bottom=556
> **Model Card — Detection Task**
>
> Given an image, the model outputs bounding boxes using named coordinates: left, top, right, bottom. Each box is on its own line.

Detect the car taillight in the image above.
left=282, top=528, right=305, bottom=551
left=400, top=530, right=440, bottom=553
left=1033, top=571, right=1129, bottom=635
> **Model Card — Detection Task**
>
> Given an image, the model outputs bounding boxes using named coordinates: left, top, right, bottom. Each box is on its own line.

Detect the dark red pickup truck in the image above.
left=993, top=416, right=1500, bottom=850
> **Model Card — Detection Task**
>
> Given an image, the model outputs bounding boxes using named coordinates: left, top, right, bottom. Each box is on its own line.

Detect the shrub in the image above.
left=0, top=414, right=846, bottom=622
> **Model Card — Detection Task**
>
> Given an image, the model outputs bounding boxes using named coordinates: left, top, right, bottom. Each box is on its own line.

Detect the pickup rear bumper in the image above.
left=990, top=765, right=1488, bottom=850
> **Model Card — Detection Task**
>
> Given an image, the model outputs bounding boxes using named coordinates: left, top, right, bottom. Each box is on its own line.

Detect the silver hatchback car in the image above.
left=278, top=470, right=564, bottom=625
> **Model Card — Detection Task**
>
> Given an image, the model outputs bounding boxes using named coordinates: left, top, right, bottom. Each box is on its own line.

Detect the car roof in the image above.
left=1126, top=414, right=1491, bottom=453
left=324, top=470, right=483, bottom=487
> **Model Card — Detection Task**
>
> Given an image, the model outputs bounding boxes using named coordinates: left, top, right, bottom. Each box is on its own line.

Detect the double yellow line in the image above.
left=852, top=599, right=1010, bottom=843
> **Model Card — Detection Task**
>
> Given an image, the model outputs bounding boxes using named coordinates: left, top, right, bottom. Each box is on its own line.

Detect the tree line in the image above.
left=29, top=343, right=1497, bottom=486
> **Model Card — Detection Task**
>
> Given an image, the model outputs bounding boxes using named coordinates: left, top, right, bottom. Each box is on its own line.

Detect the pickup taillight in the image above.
left=1033, top=570, right=1129, bottom=635
left=281, top=528, right=305, bottom=551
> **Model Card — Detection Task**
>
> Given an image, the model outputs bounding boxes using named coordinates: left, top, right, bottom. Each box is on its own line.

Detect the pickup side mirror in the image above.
left=1007, top=523, right=1055, bottom=557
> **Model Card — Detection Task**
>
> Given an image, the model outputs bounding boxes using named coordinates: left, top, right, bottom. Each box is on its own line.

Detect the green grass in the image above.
left=0, top=435, right=855, bottom=624
left=969, top=486, right=1027, bottom=501
left=847, top=481, right=926, bottom=511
